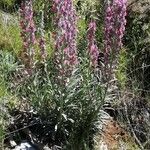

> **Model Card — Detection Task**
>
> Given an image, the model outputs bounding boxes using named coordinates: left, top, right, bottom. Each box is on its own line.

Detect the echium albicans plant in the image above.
left=15, top=0, right=127, bottom=149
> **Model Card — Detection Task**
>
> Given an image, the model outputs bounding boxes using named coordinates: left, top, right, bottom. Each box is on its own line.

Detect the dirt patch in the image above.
left=95, top=118, right=139, bottom=150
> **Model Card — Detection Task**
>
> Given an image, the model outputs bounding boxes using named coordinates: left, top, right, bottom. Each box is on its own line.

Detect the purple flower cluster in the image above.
left=20, top=0, right=36, bottom=67
left=87, top=21, right=99, bottom=67
left=53, top=0, right=78, bottom=68
left=104, top=0, right=127, bottom=55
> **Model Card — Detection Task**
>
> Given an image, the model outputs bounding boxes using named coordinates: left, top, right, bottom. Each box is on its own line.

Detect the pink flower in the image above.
left=20, top=0, right=36, bottom=68
left=53, top=0, right=78, bottom=75
left=87, top=20, right=99, bottom=67
left=104, top=0, right=127, bottom=56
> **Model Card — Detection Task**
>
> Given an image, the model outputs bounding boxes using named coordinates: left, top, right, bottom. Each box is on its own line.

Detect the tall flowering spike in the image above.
left=87, top=21, right=99, bottom=67
left=39, top=11, right=47, bottom=61
left=20, top=0, right=36, bottom=68
left=104, top=0, right=127, bottom=56
left=53, top=0, right=78, bottom=73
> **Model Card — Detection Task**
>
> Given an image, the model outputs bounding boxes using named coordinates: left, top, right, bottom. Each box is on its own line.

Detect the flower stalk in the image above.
left=39, top=10, right=47, bottom=61
left=20, top=0, right=36, bottom=69
left=87, top=20, right=99, bottom=68
left=104, top=0, right=127, bottom=57
left=52, top=0, right=78, bottom=78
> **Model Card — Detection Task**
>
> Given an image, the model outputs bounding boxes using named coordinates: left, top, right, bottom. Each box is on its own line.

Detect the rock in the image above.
left=12, top=141, right=39, bottom=150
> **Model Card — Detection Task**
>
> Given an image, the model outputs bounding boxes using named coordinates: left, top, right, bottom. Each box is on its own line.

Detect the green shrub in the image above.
left=0, top=23, right=22, bottom=56
left=0, top=0, right=16, bottom=12
left=0, top=0, right=15, bottom=8
left=0, top=50, right=19, bottom=149
left=125, top=6, right=150, bottom=94
left=116, top=48, right=127, bottom=89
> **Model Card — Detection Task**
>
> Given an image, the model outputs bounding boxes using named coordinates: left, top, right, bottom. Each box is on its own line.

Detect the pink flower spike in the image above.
left=104, top=0, right=127, bottom=56
left=19, top=0, right=36, bottom=68
left=87, top=20, right=99, bottom=68
left=53, top=0, right=78, bottom=76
